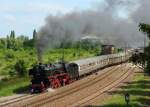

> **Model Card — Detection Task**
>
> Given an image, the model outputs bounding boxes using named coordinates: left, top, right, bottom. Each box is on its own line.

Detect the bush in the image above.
left=14, top=59, right=27, bottom=77
left=9, top=70, right=17, bottom=77
left=29, top=51, right=34, bottom=55
left=5, top=50, right=14, bottom=59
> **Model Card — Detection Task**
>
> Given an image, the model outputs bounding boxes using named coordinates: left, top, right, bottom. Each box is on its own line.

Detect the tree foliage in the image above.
left=139, top=23, right=150, bottom=37
left=0, top=30, right=37, bottom=77
left=0, top=30, right=37, bottom=50
left=5, top=49, right=15, bottom=60
left=130, top=52, right=145, bottom=68
left=0, top=38, right=6, bottom=49
left=14, top=59, right=27, bottom=77
left=139, top=23, right=150, bottom=74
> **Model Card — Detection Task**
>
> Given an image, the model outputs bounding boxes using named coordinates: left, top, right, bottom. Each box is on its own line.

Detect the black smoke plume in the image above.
left=36, top=0, right=150, bottom=61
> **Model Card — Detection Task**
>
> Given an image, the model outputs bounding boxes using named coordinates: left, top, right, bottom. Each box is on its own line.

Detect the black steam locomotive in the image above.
left=29, top=62, right=78, bottom=93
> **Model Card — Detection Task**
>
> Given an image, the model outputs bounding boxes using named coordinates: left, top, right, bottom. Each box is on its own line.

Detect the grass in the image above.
left=44, top=48, right=95, bottom=62
left=97, top=70, right=150, bottom=107
left=0, top=77, right=30, bottom=96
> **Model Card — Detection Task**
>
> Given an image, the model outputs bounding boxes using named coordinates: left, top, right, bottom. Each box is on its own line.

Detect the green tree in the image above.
left=139, top=23, right=150, bottom=74
left=33, top=29, right=37, bottom=41
left=6, top=31, right=16, bottom=49
left=6, top=35, right=11, bottom=49
left=32, top=29, right=37, bottom=47
left=6, top=30, right=33, bottom=50
left=10, top=30, right=15, bottom=39
left=0, top=38, right=7, bottom=49
left=16, top=35, right=29, bottom=49
left=23, top=30, right=37, bottom=48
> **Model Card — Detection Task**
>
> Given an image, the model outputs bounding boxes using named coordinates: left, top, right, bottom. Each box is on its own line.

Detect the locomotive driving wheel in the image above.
left=49, top=76, right=61, bottom=88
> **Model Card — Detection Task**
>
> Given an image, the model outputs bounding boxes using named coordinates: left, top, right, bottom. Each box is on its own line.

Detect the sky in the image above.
left=0, top=0, right=103, bottom=38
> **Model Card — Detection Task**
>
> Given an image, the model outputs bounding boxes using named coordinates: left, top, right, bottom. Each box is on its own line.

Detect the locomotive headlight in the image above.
left=31, top=89, right=34, bottom=93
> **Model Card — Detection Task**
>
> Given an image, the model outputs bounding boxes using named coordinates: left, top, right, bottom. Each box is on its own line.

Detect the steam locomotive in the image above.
left=29, top=62, right=71, bottom=93
left=29, top=52, right=131, bottom=93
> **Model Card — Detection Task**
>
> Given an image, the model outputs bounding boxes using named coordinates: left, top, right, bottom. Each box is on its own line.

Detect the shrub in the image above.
left=9, top=70, right=17, bottom=77
left=5, top=50, right=14, bottom=59
left=14, top=59, right=27, bottom=77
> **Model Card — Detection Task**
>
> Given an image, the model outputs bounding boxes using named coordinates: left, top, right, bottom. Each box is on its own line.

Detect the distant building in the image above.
left=81, top=34, right=99, bottom=42
left=81, top=34, right=98, bottom=40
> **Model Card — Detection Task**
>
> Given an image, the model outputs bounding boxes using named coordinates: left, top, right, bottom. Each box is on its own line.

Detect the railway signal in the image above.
left=124, top=93, right=130, bottom=105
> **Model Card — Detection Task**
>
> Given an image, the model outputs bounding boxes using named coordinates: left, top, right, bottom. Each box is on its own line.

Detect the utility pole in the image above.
left=144, top=35, right=146, bottom=76
left=144, top=35, right=146, bottom=54
left=124, top=41, right=128, bottom=65
left=78, top=40, right=81, bottom=58
left=61, top=41, right=65, bottom=62
left=62, top=46, right=64, bottom=62
left=62, top=43, right=65, bottom=62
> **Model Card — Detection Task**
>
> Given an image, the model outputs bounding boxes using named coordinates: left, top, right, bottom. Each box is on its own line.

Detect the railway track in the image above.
left=4, top=64, right=119, bottom=107
left=0, top=94, right=36, bottom=107
left=70, top=65, right=136, bottom=106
